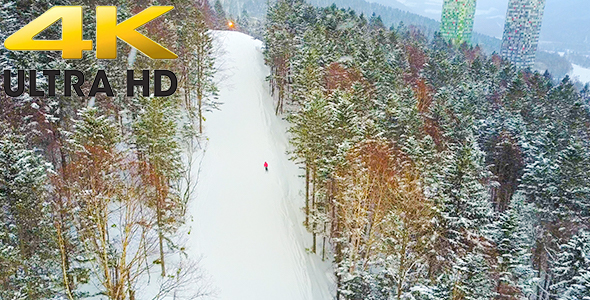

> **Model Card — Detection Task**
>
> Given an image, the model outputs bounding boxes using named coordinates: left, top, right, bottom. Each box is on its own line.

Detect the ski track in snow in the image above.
left=186, top=31, right=335, bottom=300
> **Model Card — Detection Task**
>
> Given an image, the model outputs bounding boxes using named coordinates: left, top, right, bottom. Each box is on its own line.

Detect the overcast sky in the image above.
left=374, top=0, right=576, bottom=40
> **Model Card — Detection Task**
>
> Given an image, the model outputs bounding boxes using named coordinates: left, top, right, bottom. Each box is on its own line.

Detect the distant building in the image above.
left=500, top=0, right=547, bottom=69
left=440, top=0, right=477, bottom=45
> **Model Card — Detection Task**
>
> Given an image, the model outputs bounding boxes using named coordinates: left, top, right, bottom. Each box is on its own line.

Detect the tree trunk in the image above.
left=56, top=219, right=75, bottom=300
left=305, top=162, right=309, bottom=227
left=311, top=165, right=317, bottom=253
left=157, top=210, right=166, bottom=277
left=198, top=95, right=203, bottom=134
left=322, top=222, right=326, bottom=261
left=396, top=234, right=408, bottom=300
left=156, top=184, right=166, bottom=277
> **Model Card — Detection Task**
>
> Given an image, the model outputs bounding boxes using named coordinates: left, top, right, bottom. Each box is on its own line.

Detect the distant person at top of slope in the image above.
left=264, top=162, right=268, bottom=171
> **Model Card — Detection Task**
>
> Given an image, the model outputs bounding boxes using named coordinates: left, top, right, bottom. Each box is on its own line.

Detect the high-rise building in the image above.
left=500, top=0, right=546, bottom=69
left=440, top=0, right=477, bottom=45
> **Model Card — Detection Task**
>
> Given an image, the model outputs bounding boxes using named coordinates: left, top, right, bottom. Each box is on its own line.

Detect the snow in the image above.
left=571, top=64, right=590, bottom=84
left=185, top=31, right=335, bottom=300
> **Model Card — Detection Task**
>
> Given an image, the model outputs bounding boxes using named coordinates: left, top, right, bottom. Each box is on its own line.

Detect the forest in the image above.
left=231, top=0, right=579, bottom=80
left=0, top=0, right=223, bottom=298
left=2, top=0, right=590, bottom=299
left=263, top=0, right=590, bottom=299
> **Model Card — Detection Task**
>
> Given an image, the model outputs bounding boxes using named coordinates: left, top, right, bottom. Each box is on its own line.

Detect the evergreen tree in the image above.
left=134, top=96, right=182, bottom=277
left=192, top=9, right=219, bottom=134
left=494, top=195, right=537, bottom=298
left=1, top=0, right=216, bottom=297
left=0, top=125, right=58, bottom=299
left=552, top=230, right=590, bottom=300
left=214, top=0, right=228, bottom=28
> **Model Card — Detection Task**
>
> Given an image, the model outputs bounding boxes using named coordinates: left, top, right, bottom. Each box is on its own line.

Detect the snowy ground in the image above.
left=185, top=31, right=335, bottom=300
left=571, top=64, right=590, bottom=84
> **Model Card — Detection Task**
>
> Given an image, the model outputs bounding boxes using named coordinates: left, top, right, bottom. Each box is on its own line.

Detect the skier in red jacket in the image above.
left=264, top=162, right=268, bottom=171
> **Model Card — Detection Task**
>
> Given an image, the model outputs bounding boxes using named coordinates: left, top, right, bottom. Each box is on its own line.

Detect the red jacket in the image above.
left=264, top=162, right=268, bottom=168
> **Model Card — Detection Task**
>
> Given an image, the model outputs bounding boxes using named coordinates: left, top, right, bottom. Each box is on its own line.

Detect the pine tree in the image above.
left=0, top=125, right=58, bottom=299
left=438, top=137, right=493, bottom=247
left=494, top=195, right=537, bottom=299
left=264, top=0, right=312, bottom=114
left=552, top=230, right=590, bottom=300
left=214, top=0, right=228, bottom=28
left=191, top=9, right=219, bottom=134
left=134, top=96, right=182, bottom=277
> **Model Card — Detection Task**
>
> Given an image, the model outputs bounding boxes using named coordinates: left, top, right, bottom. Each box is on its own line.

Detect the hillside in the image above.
left=263, top=1, right=590, bottom=297
left=370, top=0, right=590, bottom=54
left=231, top=0, right=501, bottom=53
left=233, top=0, right=575, bottom=79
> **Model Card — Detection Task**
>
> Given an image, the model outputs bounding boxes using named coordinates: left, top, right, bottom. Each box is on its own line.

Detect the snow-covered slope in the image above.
left=571, top=64, right=590, bottom=84
left=186, top=31, right=335, bottom=300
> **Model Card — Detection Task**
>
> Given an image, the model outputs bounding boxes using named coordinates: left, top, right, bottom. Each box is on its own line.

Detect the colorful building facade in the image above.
left=500, top=0, right=547, bottom=68
left=440, top=0, right=477, bottom=45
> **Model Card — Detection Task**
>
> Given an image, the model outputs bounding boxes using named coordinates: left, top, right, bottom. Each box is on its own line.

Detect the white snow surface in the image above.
left=186, top=31, right=335, bottom=300
left=571, top=64, right=590, bottom=84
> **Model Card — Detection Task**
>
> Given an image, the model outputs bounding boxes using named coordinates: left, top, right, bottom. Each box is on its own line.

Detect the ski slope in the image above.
left=186, top=31, right=335, bottom=300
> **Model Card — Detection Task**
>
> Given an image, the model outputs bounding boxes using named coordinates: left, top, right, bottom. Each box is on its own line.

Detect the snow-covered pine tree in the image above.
left=552, top=230, right=590, bottom=300
left=288, top=92, right=332, bottom=248
left=214, top=0, right=228, bottom=28
left=431, top=136, right=496, bottom=299
left=518, top=78, right=590, bottom=298
left=264, top=0, right=312, bottom=114
left=134, top=96, right=182, bottom=277
left=290, top=24, right=326, bottom=105
left=494, top=194, right=537, bottom=299
left=190, top=7, right=219, bottom=134
left=0, top=125, right=58, bottom=299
